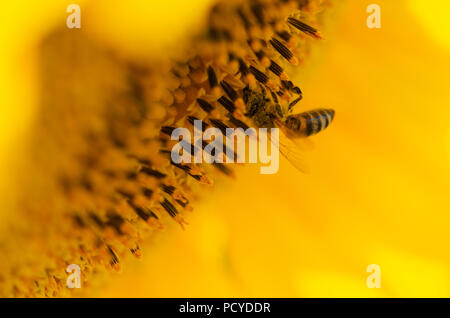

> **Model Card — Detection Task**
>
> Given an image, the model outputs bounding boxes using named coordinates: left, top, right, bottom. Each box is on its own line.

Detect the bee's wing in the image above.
left=278, top=121, right=315, bottom=151
left=273, top=128, right=309, bottom=173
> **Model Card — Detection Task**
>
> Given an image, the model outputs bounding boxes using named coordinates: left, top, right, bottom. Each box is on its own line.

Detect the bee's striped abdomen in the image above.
left=284, top=109, right=335, bottom=137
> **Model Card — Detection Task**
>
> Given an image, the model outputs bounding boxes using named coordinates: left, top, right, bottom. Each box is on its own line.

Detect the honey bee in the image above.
left=283, top=108, right=335, bottom=138
left=243, top=85, right=335, bottom=172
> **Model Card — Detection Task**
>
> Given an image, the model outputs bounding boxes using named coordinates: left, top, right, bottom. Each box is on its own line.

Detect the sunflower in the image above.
left=0, top=0, right=449, bottom=297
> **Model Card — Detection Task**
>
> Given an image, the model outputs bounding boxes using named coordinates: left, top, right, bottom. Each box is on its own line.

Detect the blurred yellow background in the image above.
left=1, top=0, right=450, bottom=297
